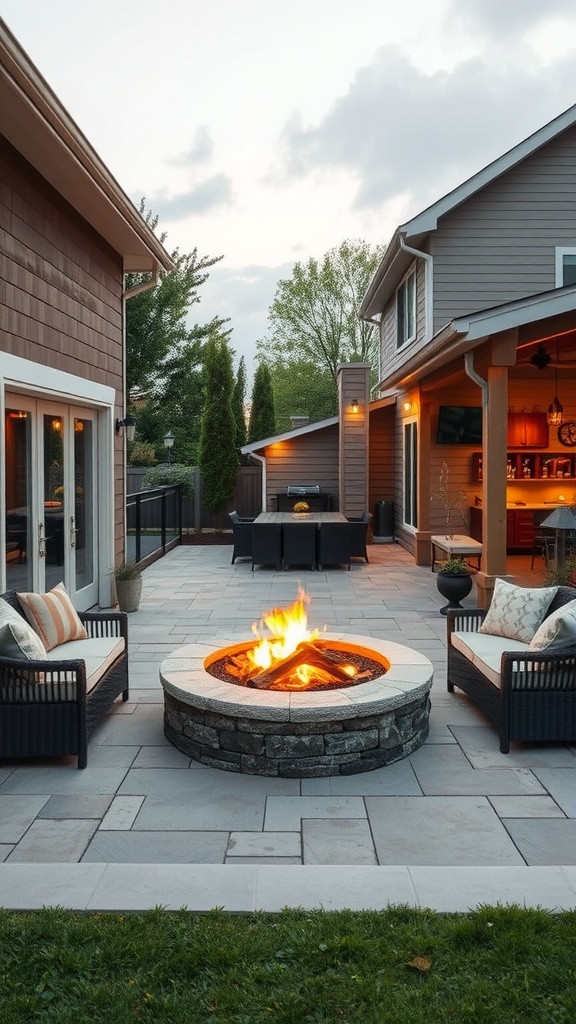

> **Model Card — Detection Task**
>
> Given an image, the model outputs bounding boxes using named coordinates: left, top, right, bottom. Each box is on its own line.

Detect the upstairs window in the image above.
left=396, top=267, right=416, bottom=348
left=555, top=247, right=576, bottom=287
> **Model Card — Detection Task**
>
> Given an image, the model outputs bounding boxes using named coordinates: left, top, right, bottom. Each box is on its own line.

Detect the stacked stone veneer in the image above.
left=160, top=636, right=433, bottom=778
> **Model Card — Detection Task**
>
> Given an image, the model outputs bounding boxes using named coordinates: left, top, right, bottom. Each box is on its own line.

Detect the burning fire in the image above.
left=226, top=588, right=363, bottom=690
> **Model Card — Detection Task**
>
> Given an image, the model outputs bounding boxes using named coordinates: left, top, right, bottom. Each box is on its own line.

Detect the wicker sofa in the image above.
left=0, top=590, right=128, bottom=769
left=447, top=585, right=576, bottom=753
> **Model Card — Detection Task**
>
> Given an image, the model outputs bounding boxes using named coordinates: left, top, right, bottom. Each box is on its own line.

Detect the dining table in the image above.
left=253, top=511, right=351, bottom=571
left=254, top=512, right=347, bottom=524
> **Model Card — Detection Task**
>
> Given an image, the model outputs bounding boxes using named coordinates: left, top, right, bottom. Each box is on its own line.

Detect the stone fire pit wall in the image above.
left=161, top=637, right=433, bottom=778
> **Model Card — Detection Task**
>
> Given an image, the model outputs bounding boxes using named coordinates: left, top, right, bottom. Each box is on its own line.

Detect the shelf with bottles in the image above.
left=472, top=452, right=575, bottom=482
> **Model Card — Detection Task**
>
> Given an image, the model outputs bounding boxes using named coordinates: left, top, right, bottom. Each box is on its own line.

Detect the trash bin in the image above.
left=373, top=500, right=394, bottom=543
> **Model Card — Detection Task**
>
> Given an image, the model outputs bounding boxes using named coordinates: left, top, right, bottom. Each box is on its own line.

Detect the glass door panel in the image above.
left=4, top=408, right=33, bottom=592
left=73, top=417, right=95, bottom=596
left=43, top=413, right=66, bottom=592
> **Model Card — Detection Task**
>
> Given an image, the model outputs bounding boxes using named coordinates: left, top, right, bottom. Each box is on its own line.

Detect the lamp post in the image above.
left=539, top=505, right=576, bottom=574
left=163, top=431, right=175, bottom=466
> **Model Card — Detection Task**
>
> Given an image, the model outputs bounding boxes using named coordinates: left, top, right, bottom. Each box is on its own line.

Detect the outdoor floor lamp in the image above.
left=163, top=431, right=175, bottom=465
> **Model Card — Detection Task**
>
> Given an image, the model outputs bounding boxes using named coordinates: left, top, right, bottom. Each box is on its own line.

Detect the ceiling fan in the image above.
left=528, top=342, right=576, bottom=370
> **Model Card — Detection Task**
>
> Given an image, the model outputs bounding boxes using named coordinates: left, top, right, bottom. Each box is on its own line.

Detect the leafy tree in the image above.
left=248, top=363, right=276, bottom=443
left=258, top=239, right=385, bottom=421
left=198, top=332, right=238, bottom=513
left=125, top=201, right=227, bottom=463
left=263, top=357, right=338, bottom=432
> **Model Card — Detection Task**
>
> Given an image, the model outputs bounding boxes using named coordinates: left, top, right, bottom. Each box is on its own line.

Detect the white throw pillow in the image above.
left=529, top=599, right=576, bottom=651
left=0, top=597, right=28, bottom=631
left=479, top=579, right=558, bottom=643
left=0, top=620, right=47, bottom=660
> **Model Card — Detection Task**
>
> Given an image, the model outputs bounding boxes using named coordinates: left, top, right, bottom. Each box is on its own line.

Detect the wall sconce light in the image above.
left=351, top=399, right=359, bottom=412
left=116, top=415, right=136, bottom=443
left=163, top=430, right=175, bottom=465
left=403, top=400, right=413, bottom=414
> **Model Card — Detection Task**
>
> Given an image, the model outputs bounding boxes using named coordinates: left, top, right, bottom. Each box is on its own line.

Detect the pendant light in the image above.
left=547, top=343, right=564, bottom=426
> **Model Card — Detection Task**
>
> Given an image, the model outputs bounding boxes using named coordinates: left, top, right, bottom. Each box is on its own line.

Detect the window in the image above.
left=555, top=247, right=576, bottom=287
left=396, top=267, right=416, bottom=348
left=403, top=421, right=418, bottom=529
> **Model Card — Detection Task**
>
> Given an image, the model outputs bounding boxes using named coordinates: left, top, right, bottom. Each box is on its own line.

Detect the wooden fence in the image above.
left=126, top=465, right=262, bottom=530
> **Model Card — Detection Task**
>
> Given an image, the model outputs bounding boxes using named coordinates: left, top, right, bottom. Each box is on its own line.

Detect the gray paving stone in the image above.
left=302, top=819, right=377, bottom=865
left=38, top=795, right=113, bottom=819
left=0, top=796, right=50, bottom=842
left=82, top=830, right=229, bottom=863
left=0, top=767, right=131, bottom=796
left=226, top=856, right=302, bottom=864
left=488, top=796, right=566, bottom=818
left=92, top=705, right=166, bottom=746
left=409, top=745, right=545, bottom=796
left=532, top=769, right=576, bottom=817
left=227, top=832, right=301, bottom=858
left=503, top=819, right=576, bottom=865
left=254, top=865, right=418, bottom=911
left=265, top=796, right=367, bottom=831
left=100, top=796, right=144, bottom=830
left=409, top=866, right=576, bottom=912
left=86, top=863, right=259, bottom=911
left=0, top=864, right=108, bottom=909
left=301, top=760, right=422, bottom=796
left=367, top=796, right=525, bottom=865
left=131, top=746, right=191, bottom=768
left=7, top=819, right=98, bottom=862
left=451, top=727, right=576, bottom=768
left=0, top=845, right=14, bottom=861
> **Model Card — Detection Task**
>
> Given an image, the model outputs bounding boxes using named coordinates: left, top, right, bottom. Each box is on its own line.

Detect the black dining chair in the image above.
left=316, top=522, right=352, bottom=571
left=347, top=511, right=372, bottom=563
left=229, top=511, right=254, bottom=564
left=252, top=523, right=283, bottom=571
left=282, top=522, right=317, bottom=570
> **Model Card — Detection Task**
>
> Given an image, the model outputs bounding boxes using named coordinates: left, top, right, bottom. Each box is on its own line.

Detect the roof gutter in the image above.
left=399, top=233, right=433, bottom=342
left=249, top=452, right=267, bottom=513
left=123, top=268, right=160, bottom=300
left=464, top=350, right=488, bottom=407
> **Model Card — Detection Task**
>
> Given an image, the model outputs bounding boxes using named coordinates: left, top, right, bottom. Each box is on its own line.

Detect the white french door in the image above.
left=5, top=397, right=99, bottom=610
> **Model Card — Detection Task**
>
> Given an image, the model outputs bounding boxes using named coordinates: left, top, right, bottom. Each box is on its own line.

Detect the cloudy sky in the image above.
left=3, top=0, right=576, bottom=374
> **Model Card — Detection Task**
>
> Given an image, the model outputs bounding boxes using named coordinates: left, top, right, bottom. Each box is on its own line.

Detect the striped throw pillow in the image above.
left=17, top=582, right=87, bottom=651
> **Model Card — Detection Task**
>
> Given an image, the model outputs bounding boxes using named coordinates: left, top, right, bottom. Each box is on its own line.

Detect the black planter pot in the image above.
left=436, top=572, right=473, bottom=615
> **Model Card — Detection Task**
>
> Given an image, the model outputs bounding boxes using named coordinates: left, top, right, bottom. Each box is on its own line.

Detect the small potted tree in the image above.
left=112, top=561, right=142, bottom=613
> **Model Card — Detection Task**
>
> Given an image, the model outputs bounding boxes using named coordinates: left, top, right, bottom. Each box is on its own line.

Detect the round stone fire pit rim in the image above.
left=159, top=634, right=433, bottom=724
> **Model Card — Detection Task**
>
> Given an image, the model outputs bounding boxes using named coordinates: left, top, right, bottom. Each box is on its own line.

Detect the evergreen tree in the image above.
left=232, top=356, right=247, bottom=460
left=248, top=363, right=276, bottom=443
left=198, top=332, right=238, bottom=514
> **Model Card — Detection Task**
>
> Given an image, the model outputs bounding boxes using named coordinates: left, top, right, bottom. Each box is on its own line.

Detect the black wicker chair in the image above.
left=316, top=522, right=352, bottom=571
left=0, top=590, right=129, bottom=769
left=447, top=586, right=576, bottom=752
left=347, top=511, right=372, bottom=563
left=252, top=523, right=283, bottom=571
left=229, top=511, right=254, bottom=564
left=282, top=522, right=317, bottom=570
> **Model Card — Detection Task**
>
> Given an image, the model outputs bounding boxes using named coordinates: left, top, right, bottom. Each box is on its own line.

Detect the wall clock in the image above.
left=558, top=421, right=576, bottom=446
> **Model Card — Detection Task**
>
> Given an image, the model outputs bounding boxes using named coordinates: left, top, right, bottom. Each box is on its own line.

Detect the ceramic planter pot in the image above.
left=436, top=571, right=473, bottom=615
left=115, top=577, right=142, bottom=613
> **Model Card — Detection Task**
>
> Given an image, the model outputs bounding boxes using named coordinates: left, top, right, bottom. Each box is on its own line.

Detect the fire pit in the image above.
left=160, top=590, right=433, bottom=776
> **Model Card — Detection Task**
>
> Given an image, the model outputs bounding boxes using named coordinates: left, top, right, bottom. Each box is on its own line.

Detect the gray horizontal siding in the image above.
left=432, top=124, right=576, bottom=330
left=264, top=427, right=339, bottom=510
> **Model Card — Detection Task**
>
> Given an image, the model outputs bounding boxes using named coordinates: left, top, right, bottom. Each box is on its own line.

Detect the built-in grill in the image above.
left=286, top=484, right=321, bottom=497
left=277, top=484, right=331, bottom=512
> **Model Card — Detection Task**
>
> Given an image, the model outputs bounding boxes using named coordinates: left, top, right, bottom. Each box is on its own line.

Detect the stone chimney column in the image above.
left=338, top=363, right=370, bottom=517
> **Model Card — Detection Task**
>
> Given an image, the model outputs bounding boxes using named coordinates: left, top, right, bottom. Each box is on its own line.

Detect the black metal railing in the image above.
left=126, top=485, right=182, bottom=565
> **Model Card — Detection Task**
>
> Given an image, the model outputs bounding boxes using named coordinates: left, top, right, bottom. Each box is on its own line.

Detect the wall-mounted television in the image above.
left=436, top=406, right=482, bottom=445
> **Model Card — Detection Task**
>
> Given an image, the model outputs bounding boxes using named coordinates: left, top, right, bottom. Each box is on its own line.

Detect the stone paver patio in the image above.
left=1, top=542, right=576, bottom=913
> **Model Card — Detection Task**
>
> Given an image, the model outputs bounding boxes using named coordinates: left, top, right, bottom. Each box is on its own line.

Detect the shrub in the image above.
left=142, top=463, right=195, bottom=498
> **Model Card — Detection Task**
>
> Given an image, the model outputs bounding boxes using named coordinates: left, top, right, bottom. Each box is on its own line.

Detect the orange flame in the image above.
left=246, top=587, right=320, bottom=672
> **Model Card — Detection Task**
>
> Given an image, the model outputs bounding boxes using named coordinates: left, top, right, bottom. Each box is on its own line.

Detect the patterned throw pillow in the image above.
left=17, top=582, right=87, bottom=652
left=479, top=578, right=558, bottom=643
left=0, top=596, right=28, bottom=631
left=529, top=599, right=576, bottom=651
left=0, top=620, right=47, bottom=660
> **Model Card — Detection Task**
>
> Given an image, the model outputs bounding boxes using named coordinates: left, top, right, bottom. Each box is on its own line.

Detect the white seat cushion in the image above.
left=44, top=637, right=125, bottom=693
left=451, top=631, right=530, bottom=688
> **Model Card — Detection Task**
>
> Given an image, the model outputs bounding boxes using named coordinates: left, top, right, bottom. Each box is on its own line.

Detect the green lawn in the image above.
left=1, top=905, right=575, bottom=1023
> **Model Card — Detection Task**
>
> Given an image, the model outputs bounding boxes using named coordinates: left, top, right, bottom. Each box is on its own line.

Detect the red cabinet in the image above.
left=470, top=506, right=540, bottom=552
left=507, top=412, right=549, bottom=447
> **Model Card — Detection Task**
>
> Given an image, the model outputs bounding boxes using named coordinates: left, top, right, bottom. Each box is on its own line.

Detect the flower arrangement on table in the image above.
left=293, top=501, right=310, bottom=513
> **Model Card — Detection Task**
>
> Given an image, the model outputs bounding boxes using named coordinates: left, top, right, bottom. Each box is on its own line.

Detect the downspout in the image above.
left=464, top=351, right=488, bottom=405
left=399, top=233, right=433, bottom=342
left=249, top=452, right=267, bottom=513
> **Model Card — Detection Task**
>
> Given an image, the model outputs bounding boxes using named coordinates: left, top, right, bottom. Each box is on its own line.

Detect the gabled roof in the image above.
left=360, top=102, right=576, bottom=319
left=241, top=416, right=339, bottom=454
left=0, top=19, right=173, bottom=275
left=380, top=283, right=576, bottom=392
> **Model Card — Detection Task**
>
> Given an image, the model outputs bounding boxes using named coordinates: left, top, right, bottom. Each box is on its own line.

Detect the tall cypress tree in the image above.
left=199, top=333, right=237, bottom=514
left=232, top=356, right=247, bottom=459
left=248, top=363, right=276, bottom=443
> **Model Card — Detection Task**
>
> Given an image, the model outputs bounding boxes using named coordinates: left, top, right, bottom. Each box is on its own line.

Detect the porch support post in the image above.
left=475, top=330, right=517, bottom=607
